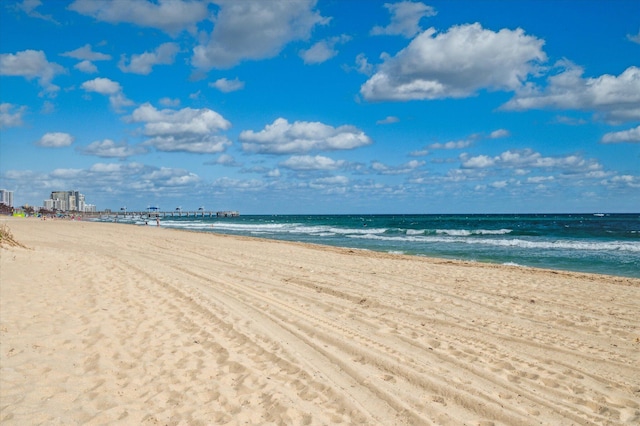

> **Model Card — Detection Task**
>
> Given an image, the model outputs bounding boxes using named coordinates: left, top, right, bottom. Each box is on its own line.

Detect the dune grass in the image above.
left=0, top=224, right=26, bottom=248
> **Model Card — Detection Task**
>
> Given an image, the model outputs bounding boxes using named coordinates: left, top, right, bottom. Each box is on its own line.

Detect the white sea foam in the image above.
left=349, top=233, right=640, bottom=252
left=436, top=228, right=512, bottom=236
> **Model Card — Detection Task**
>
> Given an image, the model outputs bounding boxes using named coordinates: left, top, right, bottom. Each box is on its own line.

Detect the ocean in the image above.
left=97, top=213, right=640, bottom=278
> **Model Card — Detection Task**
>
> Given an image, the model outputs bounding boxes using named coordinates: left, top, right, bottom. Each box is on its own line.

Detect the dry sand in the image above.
left=1, top=217, right=639, bottom=425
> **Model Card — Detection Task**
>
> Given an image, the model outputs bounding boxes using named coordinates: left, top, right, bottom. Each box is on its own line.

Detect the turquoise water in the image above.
left=100, top=213, right=640, bottom=278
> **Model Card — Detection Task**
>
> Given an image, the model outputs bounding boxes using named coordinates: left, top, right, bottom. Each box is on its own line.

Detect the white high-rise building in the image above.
left=46, top=190, right=91, bottom=211
left=0, top=189, right=14, bottom=207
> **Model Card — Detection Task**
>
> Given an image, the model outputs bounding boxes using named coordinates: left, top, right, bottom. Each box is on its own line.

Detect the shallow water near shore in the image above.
left=97, top=213, right=640, bottom=278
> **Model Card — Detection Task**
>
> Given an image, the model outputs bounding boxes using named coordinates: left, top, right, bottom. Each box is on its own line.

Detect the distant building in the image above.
left=45, top=190, right=95, bottom=212
left=0, top=189, right=14, bottom=207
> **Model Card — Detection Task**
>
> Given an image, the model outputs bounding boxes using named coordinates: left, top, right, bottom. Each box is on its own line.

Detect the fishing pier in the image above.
left=114, top=210, right=239, bottom=219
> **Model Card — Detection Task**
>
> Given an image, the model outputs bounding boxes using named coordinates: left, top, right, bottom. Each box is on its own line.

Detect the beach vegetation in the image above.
left=0, top=224, right=26, bottom=248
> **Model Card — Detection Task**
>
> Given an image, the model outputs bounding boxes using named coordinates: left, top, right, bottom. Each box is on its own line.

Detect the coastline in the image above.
left=2, top=217, right=639, bottom=424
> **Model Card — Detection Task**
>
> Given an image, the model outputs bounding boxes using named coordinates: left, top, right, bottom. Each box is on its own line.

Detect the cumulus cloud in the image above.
left=68, top=0, right=208, bottom=35
left=601, top=125, right=640, bottom=143
left=192, top=0, right=329, bottom=70
left=130, top=103, right=232, bottom=154
left=36, top=132, right=74, bottom=147
left=419, top=128, right=508, bottom=153
left=429, top=140, right=473, bottom=150
left=150, top=168, right=200, bottom=186
left=75, top=60, right=98, bottom=73
left=61, top=44, right=111, bottom=61
left=79, top=139, right=147, bottom=158
left=502, top=62, right=640, bottom=122
left=119, top=42, right=180, bottom=74
left=354, top=53, right=373, bottom=76
left=376, top=116, right=399, bottom=125
left=16, top=0, right=59, bottom=24
left=0, top=49, right=65, bottom=93
left=371, top=159, right=425, bottom=175
left=627, top=30, right=640, bottom=44
left=361, top=23, right=546, bottom=101
left=62, top=44, right=112, bottom=74
left=460, top=149, right=602, bottom=174
left=312, top=175, right=349, bottom=186
left=299, top=35, right=350, bottom=64
left=371, top=1, right=436, bottom=38
left=280, top=155, right=346, bottom=171
left=606, top=175, right=640, bottom=188
left=489, top=128, right=510, bottom=139
left=209, top=77, right=245, bottom=92
left=212, top=153, right=241, bottom=166
left=0, top=103, right=27, bottom=128
left=81, top=77, right=133, bottom=111
left=240, top=118, right=372, bottom=154
left=159, top=97, right=180, bottom=107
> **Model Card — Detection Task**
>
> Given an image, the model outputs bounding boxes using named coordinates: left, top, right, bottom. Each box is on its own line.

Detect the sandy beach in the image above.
left=1, top=217, right=639, bottom=425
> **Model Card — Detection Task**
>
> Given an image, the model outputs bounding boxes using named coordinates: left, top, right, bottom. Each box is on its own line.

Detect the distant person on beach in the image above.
left=156, top=217, right=160, bottom=227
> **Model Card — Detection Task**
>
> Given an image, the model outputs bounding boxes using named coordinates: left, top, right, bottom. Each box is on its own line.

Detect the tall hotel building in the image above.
left=45, top=190, right=94, bottom=212
left=0, top=189, right=14, bottom=207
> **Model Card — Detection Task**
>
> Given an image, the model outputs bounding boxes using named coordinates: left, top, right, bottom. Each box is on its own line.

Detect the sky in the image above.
left=1, top=0, right=639, bottom=214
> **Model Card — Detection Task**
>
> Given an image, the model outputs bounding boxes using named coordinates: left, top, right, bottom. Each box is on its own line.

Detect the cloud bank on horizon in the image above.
left=1, top=0, right=639, bottom=213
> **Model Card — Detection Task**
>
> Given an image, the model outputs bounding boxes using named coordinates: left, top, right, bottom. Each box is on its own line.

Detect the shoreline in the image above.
left=2, top=217, right=639, bottom=424
left=97, top=214, right=640, bottom=280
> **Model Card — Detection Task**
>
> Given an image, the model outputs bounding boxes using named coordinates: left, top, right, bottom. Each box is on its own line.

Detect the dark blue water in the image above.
left=99, top=213, right=640, bottom=278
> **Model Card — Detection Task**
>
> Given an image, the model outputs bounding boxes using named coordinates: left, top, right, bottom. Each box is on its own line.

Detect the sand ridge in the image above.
left=1, top=218, right=639, bottom=424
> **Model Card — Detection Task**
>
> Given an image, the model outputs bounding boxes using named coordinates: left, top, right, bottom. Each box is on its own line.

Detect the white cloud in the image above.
left=61, top=44, right=112, bottom=61
left=0, top=49, right=65, bottom=92
left=461, top=154, right=495, bottom=168
left=16, top=0, right=59, bottom=24
left=489, top=128, right=510, bottom=139
left=192, top=0, right=329, bottom=70
left=68, top=0, right=208, bottom=35
left=159, top=97, right=181, bottom=107
left=214, top=153, right=241, bottom=166
left=240, top=118, right=372, bottom=154
left=130, top=103, right=232, bottom=154
left=119, top=42, right=179, bottom=75
left=376, top=116, right=399, bottom=125
left=371, top=159, right=425, bottom=175
left=601, top=175, right=640, bottom=189
left=209, top=77, right=245, bottom=93
left=627, top=30, right=640, bottom=44
left=371, top=1, right=436, bottom=38
left=81, top=77, right=133, bottom=111
left=81, top=77, right=121, bottom=95
left=80, top=139, right=147, bottom=158
left=527, top=176, right=554, bottom=183
left=300, top=35, right=350, bottom=64
left=490, top=180, right=508, bottom=189
left=502, top=62, right=640, bottom=122
left=461, top=149, right=603, bottom=174
left=50, top=168, right=83, bottom=178
left=429, top=140, right=473, bottom=150
left=36, top=132, right=74, bottom=147
left=554, top=115, right=587, bottom=126
left=354, top=53, right=373, bottom=76
left=601, top=125, right=640, bottom=143
left=75, top=60, right=98, bottom=73
left=0, top=103, right=27, bottom=128
left=312, top=175, right=349, bottom=185
left=361, top=23, right=546, bottom=101
left=280, top=155, right=346, bottom=171
left=266, top=168, right=281, bottom=178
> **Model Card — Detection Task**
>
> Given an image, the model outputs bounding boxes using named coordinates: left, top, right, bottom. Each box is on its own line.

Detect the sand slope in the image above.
left=1, top=218, right=639, bottom=425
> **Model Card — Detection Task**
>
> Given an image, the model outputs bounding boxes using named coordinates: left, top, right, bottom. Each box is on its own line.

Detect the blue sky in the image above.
left=1, top=0, right=639, bottom=214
